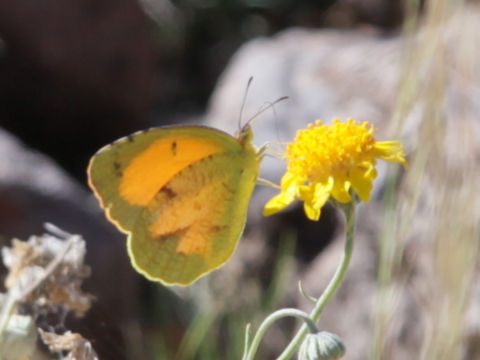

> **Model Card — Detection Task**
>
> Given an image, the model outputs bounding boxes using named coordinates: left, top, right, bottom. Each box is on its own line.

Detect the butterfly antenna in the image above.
left=238, top=76, right=254, bottom=132
left=244, top=95, right=289, bottom=129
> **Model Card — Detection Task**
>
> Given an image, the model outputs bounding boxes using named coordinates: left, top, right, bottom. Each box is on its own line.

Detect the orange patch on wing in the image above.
left=119, top=137, right=223, bottom=206
left=148, top=178, right=229, bottom=255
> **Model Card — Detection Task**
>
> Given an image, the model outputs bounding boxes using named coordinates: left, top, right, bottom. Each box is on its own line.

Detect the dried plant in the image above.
left=0, top=223, right=97, bottom=360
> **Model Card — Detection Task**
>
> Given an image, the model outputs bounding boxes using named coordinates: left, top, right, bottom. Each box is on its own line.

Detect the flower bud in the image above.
left=298, top=331, right=345, bottom=360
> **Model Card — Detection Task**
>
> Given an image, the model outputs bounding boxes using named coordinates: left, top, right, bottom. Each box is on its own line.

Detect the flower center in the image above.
left=286, top=119, right=376, bottom=183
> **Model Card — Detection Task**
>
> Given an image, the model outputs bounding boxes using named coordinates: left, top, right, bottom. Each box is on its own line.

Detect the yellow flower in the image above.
left=263, top=118, right=407, bottom=221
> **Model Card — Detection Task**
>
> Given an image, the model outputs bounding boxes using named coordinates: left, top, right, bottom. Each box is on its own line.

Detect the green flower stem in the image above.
left=242, top=324, right=252, bottom=360
left=277, top=201, right=356, bottom=360
left=244, top=309, right=319, bottom=360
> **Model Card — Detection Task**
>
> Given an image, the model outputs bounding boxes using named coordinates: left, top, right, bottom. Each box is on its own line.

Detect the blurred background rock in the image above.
left=0, top=0, right=404, bottom=180
left=1, top=0, right=479, bottom=359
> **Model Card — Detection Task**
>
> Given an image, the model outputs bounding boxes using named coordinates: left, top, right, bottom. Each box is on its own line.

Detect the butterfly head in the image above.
left=236, top=124, right=254, bottom=146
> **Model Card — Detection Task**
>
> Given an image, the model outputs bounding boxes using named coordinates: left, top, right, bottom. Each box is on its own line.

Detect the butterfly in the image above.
left=87, top=125, right=261, bottom=285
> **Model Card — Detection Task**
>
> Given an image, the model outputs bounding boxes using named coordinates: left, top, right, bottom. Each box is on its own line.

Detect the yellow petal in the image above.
left=263, top=182, right=297, bottom=216
left=331, top=176, right=351, bottom=203
left=372, top=141, right=407, bottom=168
left=280, top=172, right=297, bottom=187
left=300, top=179, right=333, bottom=220
left=303, top=202, right=320, bottom=221
left=350, top=165, right=376, bottom=202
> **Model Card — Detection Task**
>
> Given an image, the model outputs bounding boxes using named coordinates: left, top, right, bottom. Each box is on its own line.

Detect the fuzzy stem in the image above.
left=276, top=202, right=356, bottom=360
left=244, top=309, right=318, bottom=360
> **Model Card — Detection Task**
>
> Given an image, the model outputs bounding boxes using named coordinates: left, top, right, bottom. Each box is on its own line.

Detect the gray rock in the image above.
left=204, top=6, right=480, bottom=360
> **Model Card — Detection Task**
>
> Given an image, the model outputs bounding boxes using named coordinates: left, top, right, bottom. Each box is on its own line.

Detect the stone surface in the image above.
left=204, top=6, right=480, bottom=360
left=0, top=0, right=158, bottom=179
